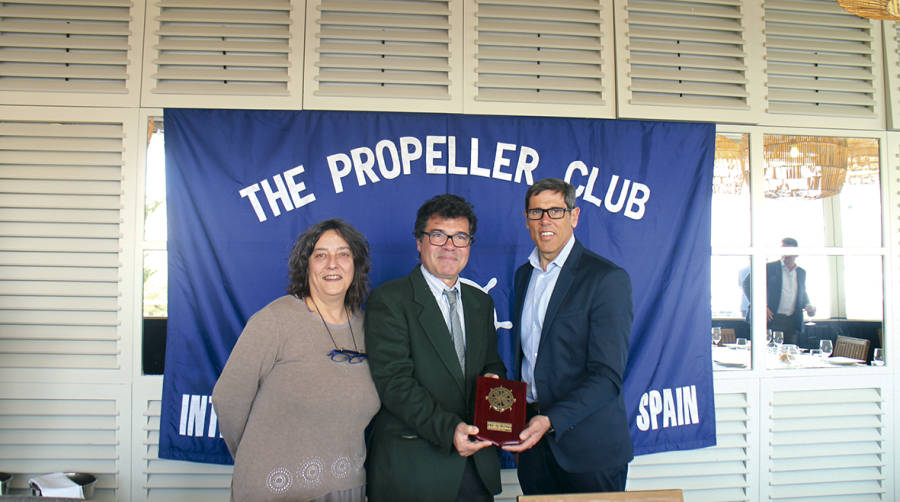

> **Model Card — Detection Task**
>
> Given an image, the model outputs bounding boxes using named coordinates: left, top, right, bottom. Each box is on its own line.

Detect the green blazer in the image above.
left=364, top=266, right=507, bottom=502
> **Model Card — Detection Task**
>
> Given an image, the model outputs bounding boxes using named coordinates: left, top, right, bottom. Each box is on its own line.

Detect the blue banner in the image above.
left=159, top=109, right=715, bottom=464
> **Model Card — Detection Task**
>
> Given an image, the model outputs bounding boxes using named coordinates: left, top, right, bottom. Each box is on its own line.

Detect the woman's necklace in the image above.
left=307, top=296, right=359, bottom=353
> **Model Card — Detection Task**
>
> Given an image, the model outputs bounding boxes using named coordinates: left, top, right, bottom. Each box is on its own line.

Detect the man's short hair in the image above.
left=782, top=237, right=798, bottom=247
left=413, top=194, right=477, bottom=238
left=525, top=178, right=576, bottom=211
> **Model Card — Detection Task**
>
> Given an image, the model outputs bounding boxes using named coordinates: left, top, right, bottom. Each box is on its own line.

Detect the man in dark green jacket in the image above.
left=365, top=194, right=506, bottom=502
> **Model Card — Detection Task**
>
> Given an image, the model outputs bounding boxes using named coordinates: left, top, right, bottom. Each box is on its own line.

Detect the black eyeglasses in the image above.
left=526, top=207, right=570, bottom=220
left=420, top=230, right=473, bottom=248
left=328, top=349, right=368, bottom=364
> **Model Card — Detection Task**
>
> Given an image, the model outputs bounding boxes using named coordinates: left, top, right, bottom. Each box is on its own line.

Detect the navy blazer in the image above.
left=512, top=240, right=634, bottom=472
left=742, top=260, right=810, bottom=333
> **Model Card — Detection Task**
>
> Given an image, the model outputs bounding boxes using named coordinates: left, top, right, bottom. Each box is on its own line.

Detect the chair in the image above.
left=519, top=489, right=683, bottom=502
left=717, top=328, right=736, bottom=346
left=832, top=335, right=870, bottom=362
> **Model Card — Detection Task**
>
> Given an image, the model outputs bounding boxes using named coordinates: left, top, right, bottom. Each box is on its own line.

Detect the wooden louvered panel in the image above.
left=306, top=0, right=456, bottom=111
left=0, top=208, right=120, bottom=222
left=767, top=76, right=875, bottom=93
left=466, top=0, right=612, bottom=117
left=478, top=75, right=604, bottom=92
left=317, top=69, right=450, bottom=85
left=0, top=110, right=126, bottom=379
left=0, top=385, right=124, bottom=498
left=142, top=0, right=300, bottom=107
left=0, top=296, right=118, bottom=311
left=482, top=61, right=603, bottom=78
left=318, top=40, right=448, bottom=58
left=0, top=324, right=118, bottom=340
left=767, top=384, right=886, bottom=501
left=0, top=179, right=121, bottom=195
left=477, top=46, right=600, bottom=64
left=0, top=280, right=117, bottom=296
left=616, top=0, right=759, bottom=122
left=0, top=264, right=117, bottom=281
left=317, top=55, right=448, bottom=72
left=768, top=89, right=876, bottom=107
left=0, top=0, right=139, bottom=105
left=2, top=222, right=119, bottom=239
left=478, top=32, right=602, bottom=51
left=0, top=237, right=119, bottom=252
left=139, top=394, right=234, bottom=500
left=763, top=0, right=882, bottom=127
left=0, top=194, right=119, bottom=210
left=630, top=66, right=747, bottom=84
left=629, top=80, right=748, bottom=98
left=478, top=19, right=601, bottom=37
left=885, top=24, right=900, bottom=128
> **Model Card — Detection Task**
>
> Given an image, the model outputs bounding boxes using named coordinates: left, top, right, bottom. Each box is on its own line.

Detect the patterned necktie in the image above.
left=443, top=289, right=466, bottom=371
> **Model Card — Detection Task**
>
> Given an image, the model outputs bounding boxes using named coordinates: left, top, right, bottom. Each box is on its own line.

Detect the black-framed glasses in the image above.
left=526, top=207, right=570, bottom=220
left=420, top=230, right=473, bottom=248
left=328, top=349, right=368, bottom=364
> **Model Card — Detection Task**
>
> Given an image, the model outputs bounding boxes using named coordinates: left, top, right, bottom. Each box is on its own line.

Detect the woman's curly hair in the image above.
left=286, top=219, right=370, bottom=312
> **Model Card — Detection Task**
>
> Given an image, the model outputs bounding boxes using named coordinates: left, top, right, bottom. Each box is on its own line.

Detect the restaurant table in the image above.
left=712, top=344, right=868, bottom=370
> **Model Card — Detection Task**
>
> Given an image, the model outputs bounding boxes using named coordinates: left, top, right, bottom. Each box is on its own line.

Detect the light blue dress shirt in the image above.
left=420, top=266, right=466, bottom=342
left=521, top=235, right=576, bottom=403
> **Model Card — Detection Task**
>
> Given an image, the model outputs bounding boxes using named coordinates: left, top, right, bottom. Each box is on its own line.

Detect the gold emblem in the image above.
left=485, top=385, right=516, bottom=413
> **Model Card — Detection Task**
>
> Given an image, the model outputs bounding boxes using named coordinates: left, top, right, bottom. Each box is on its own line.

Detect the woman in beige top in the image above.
left=213, top=219, right=380, bottom=502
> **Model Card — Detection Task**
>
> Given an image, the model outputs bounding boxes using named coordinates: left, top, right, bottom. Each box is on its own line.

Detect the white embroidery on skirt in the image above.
left=299, top=457, right=325, bottom=487
left=332, top=456, right=351, bottom=479
left=266, top=467, right=292, bottom=494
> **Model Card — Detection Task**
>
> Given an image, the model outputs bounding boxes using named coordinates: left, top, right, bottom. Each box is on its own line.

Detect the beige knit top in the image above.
left=212, top=295, right=380, bottom=502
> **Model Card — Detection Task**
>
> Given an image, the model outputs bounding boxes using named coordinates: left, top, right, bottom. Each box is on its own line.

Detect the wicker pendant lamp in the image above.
left=837, top=0, right=900, bottom=20
left=763, top=136, right=849, bottom=199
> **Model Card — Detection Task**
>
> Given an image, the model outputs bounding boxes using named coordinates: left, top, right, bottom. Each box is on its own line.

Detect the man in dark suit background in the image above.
left=504, top=178, right=634, bottom=494
left=365, top=194, right=506, bottom=502
left=742, top=237, right=816, bottom=346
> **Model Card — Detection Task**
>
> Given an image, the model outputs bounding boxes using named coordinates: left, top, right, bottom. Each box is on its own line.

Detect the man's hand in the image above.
left=453, top=422, right=493, bottom=457
left=805, top=304, right=816, bottom=317
left=766, top=307, right=774, bottom=322
left=483, top=373, right=500, bottom=379
left=502, top=415, right=551, bottom=453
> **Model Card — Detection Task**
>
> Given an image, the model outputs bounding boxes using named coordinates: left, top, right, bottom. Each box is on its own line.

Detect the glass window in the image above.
left=142, top=117, right=167, bottom=374
left=712, top=132, right=885, bottom=372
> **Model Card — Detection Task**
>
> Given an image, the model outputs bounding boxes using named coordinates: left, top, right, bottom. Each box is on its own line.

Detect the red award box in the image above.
left=474, top=376, right=526, bottom=446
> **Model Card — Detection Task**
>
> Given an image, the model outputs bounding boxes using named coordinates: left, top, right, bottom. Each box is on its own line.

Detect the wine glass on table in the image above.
left=773, top=331, right=784, bottom=352
left=820, top=339, right=833, bottom=358
left=872, top=348, right=885, bottom=366
left=712, top=327, right=722, bottom=346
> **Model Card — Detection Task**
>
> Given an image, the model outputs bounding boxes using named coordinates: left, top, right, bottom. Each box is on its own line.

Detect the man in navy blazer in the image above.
left=742, top=237, right=815, bottom=346
left=503, top=178, right=634, bottom=494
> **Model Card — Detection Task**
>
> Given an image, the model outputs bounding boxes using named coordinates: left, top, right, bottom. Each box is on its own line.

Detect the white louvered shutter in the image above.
left=626, top=381, right=755, bottom=501
left=0, top=106, right=131, bottom=383
left=135, top=381, right=233, bottom=502
left=0, top=0, right=143, bottom=107
left=0, top=383, right=129, bottom=500
left=763, top=0, right=884, bottom=129
left=882, top=22, right=900, bottom=129
left=303, top=0, right=461, bottom=113
left=765, top=380, right=888, bottom=501
left=141, top=0, right=302, bottom=109
left=615, top=0, right=763, bottom=123
left=464, top=0, right=615, bottom=118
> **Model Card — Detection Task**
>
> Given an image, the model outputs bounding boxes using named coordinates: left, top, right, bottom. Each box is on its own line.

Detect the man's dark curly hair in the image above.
left=413, top=194, right=477, bottom=239
left=286, top=219, right=370, bottom=312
